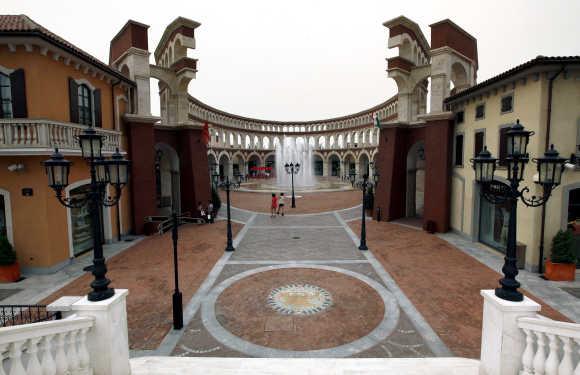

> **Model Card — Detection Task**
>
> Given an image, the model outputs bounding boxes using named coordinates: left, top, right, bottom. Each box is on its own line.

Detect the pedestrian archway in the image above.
left=155, top=143, right=181, bottom=216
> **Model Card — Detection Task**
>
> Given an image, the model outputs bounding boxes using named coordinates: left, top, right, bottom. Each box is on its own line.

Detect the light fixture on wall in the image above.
left=7, top=163, right=24, bottom=172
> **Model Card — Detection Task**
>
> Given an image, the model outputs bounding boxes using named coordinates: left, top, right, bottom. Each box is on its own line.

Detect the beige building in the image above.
left=447, top=56, right=580, bottom=272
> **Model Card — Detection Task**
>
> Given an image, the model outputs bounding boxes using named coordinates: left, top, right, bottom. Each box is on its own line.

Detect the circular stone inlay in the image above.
left=267, top=283, right=332, bottom=315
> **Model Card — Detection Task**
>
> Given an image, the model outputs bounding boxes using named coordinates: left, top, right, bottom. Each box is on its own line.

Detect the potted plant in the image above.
left=545, top=229, right=577, bottom=281
left=0, top=236, right=20, bottom=282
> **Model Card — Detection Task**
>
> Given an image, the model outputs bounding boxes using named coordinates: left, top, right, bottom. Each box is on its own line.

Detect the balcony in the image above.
left=0, top=119, right=121, bottom=155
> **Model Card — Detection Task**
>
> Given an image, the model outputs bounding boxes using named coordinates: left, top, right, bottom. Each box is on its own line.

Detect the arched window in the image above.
left=0, top=72, right=12, bottom=118
left=77, top=84, right=92, bottom=125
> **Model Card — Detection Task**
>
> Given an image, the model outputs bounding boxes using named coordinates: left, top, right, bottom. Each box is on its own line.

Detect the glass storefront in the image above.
left=479, top=196, right=510, bottom=252
left=0, top=195, right=7, bottom=239
left=69, top=185, right=103, bottom=256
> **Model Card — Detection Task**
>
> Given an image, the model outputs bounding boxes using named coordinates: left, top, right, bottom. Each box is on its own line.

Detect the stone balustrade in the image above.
left=0, top=315, right=94, bottom=375
left=0, top=119, right=121, bottom=154
left=518, top=316, right=580, bottom=375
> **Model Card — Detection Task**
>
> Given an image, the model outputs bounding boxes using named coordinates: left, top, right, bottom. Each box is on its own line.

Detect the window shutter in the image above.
left=10, top=69, right=27, bottom=118
left=93, top=89, right=102, bottom=127
left=499, top=127, right=508, bottom=166
left=68, top=78, right=78, bottom=123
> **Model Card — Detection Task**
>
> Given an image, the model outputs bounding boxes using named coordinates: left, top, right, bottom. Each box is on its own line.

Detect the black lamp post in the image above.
left=218, top=174, right=240, bottom=252
left=43, top=128, right=130, bottom=302
left=354, top=173, right=379, bottom=251
left=170, top=212, right=183, bottom=329
left=284, top=162, right=300, bottom=208
left=471, top=119, right=567, bottom=302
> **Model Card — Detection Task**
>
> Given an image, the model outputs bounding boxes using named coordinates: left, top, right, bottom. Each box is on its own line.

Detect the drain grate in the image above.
left=291, top=236, right=301, bottom=239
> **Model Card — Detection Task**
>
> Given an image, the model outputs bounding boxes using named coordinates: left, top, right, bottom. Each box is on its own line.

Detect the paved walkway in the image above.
left=154, top=206, right=450, bottom=359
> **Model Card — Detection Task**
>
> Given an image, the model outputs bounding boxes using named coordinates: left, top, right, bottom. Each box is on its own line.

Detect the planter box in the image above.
left=0, top=262, right=20, bottom=283
left=545, top=260, right=576, bottom=281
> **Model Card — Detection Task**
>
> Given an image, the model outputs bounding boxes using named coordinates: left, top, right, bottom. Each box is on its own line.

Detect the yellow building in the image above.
left=0, top=15, right=134, bottom=273
left=447, top=56, right=580, bottom=272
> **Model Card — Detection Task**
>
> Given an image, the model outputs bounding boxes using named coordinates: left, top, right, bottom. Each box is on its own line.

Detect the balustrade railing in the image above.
left=518, top=315, right=580, bottom=375
left=0, top=314, right=94, bottom=375
left=0, top=119, right=121, bottom=154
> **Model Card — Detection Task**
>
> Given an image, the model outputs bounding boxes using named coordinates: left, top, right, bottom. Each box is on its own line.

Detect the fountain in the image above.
left=275, top=136, right=315, bottom=188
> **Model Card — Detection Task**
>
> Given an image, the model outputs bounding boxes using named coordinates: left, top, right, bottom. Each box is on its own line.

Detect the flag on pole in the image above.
left=373, top=113, right=381, bottom=129
left=201, top=122, right=210, bottom=145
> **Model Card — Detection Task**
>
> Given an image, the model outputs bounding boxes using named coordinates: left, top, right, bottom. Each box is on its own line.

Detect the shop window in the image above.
left=475, top=104, right=485, bottom=120
left=479, top=195, right=510, bottom=252
left=0, top=194, right=7, bottom=239
left=454, top=134, right=464, bottom=166
left=474, top=131, right=485, bottom=157
left=501, top=94, right=513, bottom=113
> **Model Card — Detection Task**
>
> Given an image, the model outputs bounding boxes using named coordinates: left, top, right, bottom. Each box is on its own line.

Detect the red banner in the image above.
left=250, top=166, right=272, bottom=171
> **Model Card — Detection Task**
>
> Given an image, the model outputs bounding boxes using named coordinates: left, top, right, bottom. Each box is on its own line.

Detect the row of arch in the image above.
left=209, top=127, right=380, bottom=150
left=189, top=98, right=397, bottom=133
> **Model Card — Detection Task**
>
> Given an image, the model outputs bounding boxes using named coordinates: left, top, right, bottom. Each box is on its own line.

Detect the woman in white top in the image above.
left=277, top=192, right=285, bottom=216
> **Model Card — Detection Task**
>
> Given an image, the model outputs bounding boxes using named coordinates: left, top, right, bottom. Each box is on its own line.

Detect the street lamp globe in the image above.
left=534, top=144, right=567, bottom=187
left=78, top=127, right=103, bottom=160
left=506, top=119, right=534, bottom=157
left=94, top=157, right=110, bottom=185
left=295, top=163, right=301, bottom=173
left=471, top=146, right=497, bottom=183
left=44, top=148, right=71, bottom=193
left=107, top=148, right=131, bottom=188
left=373, top=171, right=380, bottom=185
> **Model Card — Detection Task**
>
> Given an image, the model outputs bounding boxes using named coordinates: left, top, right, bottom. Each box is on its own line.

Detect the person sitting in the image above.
left=207, top=200, right=215, bottom=223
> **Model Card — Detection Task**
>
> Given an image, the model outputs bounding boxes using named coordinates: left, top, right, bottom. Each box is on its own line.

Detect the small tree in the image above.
left=550, top=229, right=576, bottom=264
left=211, top=187, right=222, bottom=212
left=0, top=236, right=16, bottom=266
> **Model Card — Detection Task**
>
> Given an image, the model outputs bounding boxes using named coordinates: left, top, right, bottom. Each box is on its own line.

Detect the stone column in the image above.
left=49, top=290, right=131, bottom=375
left=479, top=290, right=540, bottom=375
left=322, top=160, right=328, bottom=177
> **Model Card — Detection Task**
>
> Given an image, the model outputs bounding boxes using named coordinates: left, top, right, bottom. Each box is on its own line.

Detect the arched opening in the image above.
left=359, top=153, right=370, bottom=177
left=218, top=153, right=230, bottom=181
left=329, top=154, right=341, bottom=177
left=0, top=188, right=13, bottom=245
left=337, top=134, right=344, bottom=148
left=263, top=136, right=270, bottom=149
left=265, top=154, right=275, bottom=178
left=343, top=153, right=355, bottom=177
left=318, top=136, right=326, bottom=149
left=450, top=62, right=468, bottom=95
left=313, top=154, right=323, bottom=176
left=155, top=143, right=181, bottom=216
left=245, top=135, right=251, bottom=148
left=232, top=154, right=244, bottom=177
left=406, top=141, right=425, bottom=218
left=248, top=154, right=261, bottom=177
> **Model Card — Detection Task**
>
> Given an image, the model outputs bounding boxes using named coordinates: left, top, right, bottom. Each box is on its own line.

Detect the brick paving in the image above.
left=42, top=221, right=241, bottom=350
left=172, top=212, right=438, bottom=358
left=348, top=220, right=571, bottom=359
left=220, top=190, right=361, bottom=214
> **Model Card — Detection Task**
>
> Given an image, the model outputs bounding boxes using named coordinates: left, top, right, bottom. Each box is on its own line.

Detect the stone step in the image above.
left=130, top=357, right=480, bottom=375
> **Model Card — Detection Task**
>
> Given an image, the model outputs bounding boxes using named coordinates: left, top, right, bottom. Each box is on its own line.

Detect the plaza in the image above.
left=0, top=4, right=579, bottom=375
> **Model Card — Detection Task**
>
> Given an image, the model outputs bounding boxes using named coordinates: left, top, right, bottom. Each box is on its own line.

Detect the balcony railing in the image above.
left=0, top=119, right=121, bottom=154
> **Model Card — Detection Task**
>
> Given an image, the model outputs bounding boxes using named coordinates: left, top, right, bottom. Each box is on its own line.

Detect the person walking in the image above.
left=270, top=193, right=278, bottom=217
left=207, top=200, right=214, bottom=223
left=277, top=192, right=285, bottom=216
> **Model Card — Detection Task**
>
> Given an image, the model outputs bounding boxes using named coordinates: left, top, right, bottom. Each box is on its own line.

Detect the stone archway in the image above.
left=313, top=154, right=324, bottom=176
left=155, top=143, right=181, bottom=216
left=406, top=141, right=425, bottom=218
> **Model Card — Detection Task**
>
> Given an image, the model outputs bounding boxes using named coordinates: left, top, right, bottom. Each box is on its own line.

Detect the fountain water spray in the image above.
left=275, top=136, right=315, bottom=188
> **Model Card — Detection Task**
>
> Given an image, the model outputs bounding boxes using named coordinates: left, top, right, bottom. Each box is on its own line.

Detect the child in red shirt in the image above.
left=270, top=193, right=278, bottom=217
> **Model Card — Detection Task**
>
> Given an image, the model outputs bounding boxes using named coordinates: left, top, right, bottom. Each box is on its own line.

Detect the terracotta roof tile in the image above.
left=0, top=14, right=134, bottom=84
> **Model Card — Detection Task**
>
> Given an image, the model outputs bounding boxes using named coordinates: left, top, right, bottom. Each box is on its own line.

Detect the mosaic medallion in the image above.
left=267, top=283, right=333, bottom=315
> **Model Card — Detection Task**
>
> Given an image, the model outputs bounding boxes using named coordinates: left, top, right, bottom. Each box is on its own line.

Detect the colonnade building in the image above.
left=0, top=14, right=578, bottom=274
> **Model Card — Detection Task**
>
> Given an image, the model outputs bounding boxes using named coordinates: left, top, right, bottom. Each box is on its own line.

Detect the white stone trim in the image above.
left=64, top=179, right=113, bottom=257
left=0, top=188, right=14, bottom=245
left=0, top=64, right=14, bottom=76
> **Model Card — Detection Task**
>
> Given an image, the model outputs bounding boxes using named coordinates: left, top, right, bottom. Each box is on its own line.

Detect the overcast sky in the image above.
left=5, top=0, right=580, bottom=121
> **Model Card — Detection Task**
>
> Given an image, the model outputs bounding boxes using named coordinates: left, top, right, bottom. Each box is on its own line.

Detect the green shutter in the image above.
left=93, top=89, right=102, bottom=127
left=10, top=69, right=27, bottom=118
left=68, top=78, right=78, bottom=123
